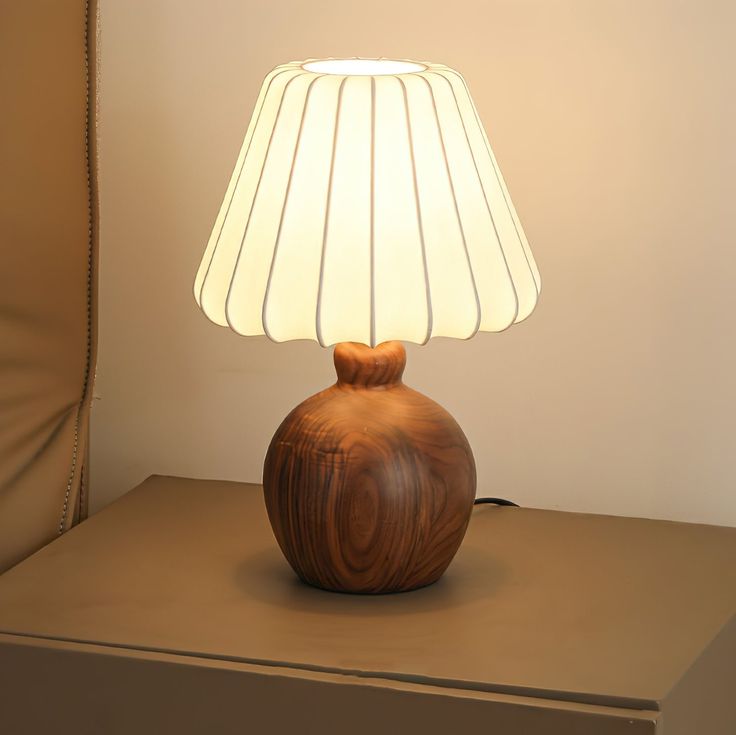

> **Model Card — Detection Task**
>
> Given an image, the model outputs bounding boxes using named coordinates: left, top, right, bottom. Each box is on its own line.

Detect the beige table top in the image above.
left=0, top=475, right=734, bottom=712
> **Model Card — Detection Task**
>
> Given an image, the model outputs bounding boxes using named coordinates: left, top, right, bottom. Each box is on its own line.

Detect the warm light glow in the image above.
left=302, top=59, right=426, bottom=75
left=194, top=58, right=540, bottom=347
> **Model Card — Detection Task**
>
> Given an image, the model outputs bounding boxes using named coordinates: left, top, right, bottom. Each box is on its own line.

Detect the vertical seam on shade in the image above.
left=399, top=77, right=433, bottom=346
left=369, top=76, right=377, bottom=348
left=223, top=72, right=311, bottom=333
left=444, top=68, right=540, bottom=297
left=422, top=74, right=481, bottom=339
left=197, top=66, right=296, bottom=307
left=430, top=70, right=519, bottom=328
left=60, top=0, right=95, bottom=535
left=315, top=77, right=348, bottom=347
left=261, top=76, right=324, bottom=341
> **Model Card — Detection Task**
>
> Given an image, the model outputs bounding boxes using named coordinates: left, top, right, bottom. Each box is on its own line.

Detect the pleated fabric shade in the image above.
left=194, top=58, right=540, bottom=347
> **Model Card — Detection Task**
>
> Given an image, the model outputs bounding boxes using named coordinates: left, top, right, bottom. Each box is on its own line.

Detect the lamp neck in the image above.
left=333, top=341, right=406, bottom=389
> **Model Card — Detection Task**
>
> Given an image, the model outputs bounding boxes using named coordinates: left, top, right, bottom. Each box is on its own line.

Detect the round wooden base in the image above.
left=263, top=341, right=476, bottom=594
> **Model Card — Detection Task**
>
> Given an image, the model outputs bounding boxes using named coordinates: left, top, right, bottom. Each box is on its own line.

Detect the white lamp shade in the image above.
left=194, top=58, right=540, bottom=347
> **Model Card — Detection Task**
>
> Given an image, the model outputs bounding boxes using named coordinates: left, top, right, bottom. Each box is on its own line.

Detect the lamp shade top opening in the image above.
left=194, top=58, right=540, bottom=347
left=301, top=58, right=427, bottom=75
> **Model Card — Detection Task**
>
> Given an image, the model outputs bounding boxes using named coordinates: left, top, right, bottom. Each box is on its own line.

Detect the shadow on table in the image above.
left=233, top=542, right=506, bottom=616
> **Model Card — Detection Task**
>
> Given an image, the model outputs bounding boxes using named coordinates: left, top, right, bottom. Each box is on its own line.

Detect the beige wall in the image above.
left=93, top=0, right=736, bottom=526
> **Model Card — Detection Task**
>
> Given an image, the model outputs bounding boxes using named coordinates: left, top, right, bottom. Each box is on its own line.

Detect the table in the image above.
left=1, top=475, right=734, bottom=734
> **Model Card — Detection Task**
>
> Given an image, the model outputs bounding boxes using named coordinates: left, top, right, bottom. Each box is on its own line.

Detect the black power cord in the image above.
left=473, top=497, right=519, bottom=507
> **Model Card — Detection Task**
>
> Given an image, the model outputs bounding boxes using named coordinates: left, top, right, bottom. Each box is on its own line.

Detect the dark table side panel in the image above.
left=0, top=635, right=658, bottom=735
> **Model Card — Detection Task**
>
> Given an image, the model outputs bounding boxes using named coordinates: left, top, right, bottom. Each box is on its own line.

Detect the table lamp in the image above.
left=194, top=58, right=540, bottom=594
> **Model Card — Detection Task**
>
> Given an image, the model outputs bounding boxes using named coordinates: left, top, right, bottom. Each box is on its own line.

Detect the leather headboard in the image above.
left=0, top=0, right=98, bottom=571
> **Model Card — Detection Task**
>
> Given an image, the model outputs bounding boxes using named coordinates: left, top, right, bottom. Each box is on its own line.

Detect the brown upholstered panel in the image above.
left=0, top=0, right=97, bottom=571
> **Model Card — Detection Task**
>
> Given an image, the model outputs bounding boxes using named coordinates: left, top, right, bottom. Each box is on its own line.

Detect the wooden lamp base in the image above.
left=263, top=341, right=476, bottom=594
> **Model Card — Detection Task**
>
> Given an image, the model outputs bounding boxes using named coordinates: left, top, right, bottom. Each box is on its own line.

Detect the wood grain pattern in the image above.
left=263, top=341, right=476, bottom=594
